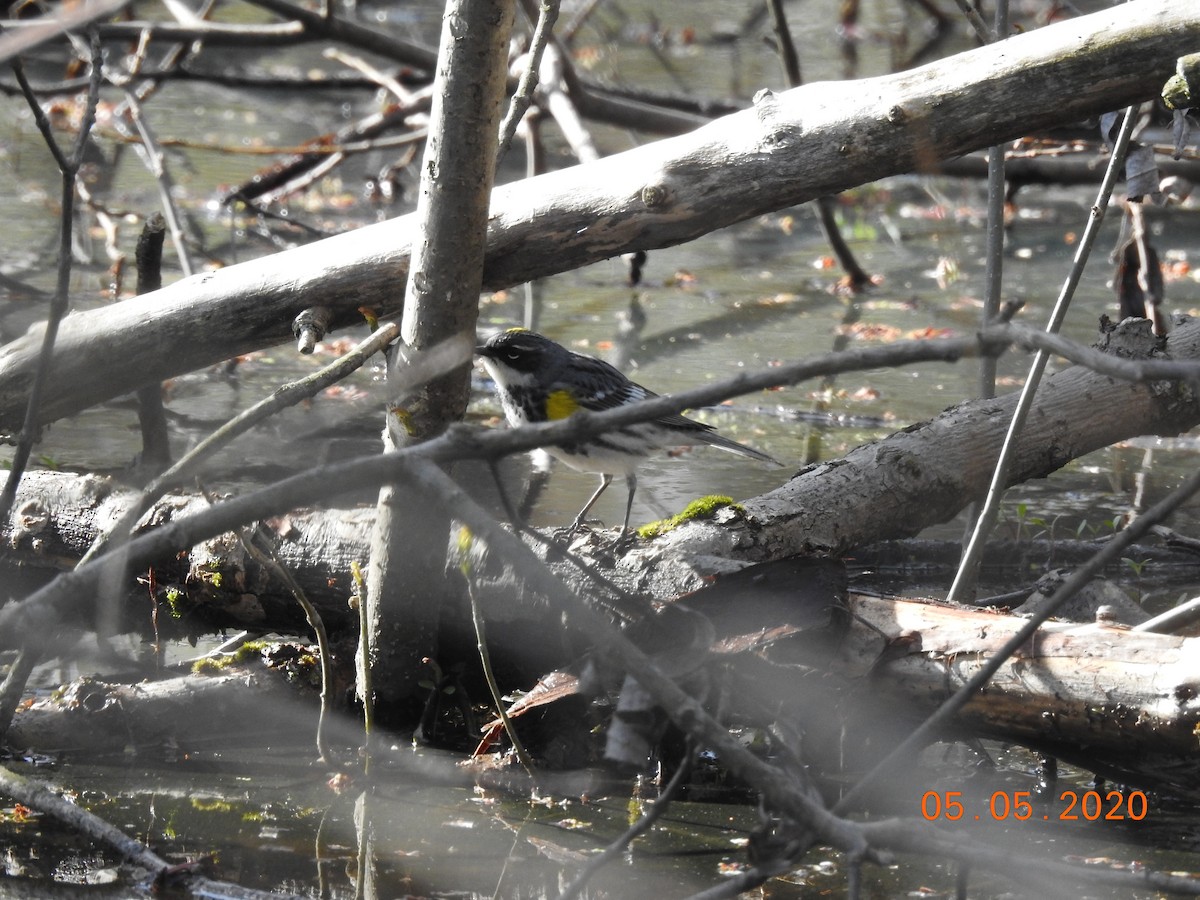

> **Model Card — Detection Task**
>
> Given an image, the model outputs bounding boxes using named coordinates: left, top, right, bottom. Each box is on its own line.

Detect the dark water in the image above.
left=3, top=0, right=1200, bottom=896
left=3, top=735, right=1193, bottom=899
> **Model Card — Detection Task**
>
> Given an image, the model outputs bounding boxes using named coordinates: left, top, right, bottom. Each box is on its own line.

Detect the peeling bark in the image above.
left=727, top=592, right=1200, bottom=799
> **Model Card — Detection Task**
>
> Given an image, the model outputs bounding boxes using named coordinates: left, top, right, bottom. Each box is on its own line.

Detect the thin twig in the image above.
left=946, top=105, right=1139, bottom=605
left=767, top=0, right=869, bottom=292
left=976, top=0, right=1009, bottom=402
left=975, top=140, right=1006, bottom=402
left=0, top=32, right=103, bottom=526
left=133, top=213, right=172, bottom=472
left=497, top=0, right=559, bottom=163
left=536, top=44, right=599, bottom=163
left=124, top=90, right=195, bottom=276
left=106, top=0, right=214, bottom=271
left=766, top=0, right=800, bottom=86
left=966, top=0, right=1012, bottom=558
left=460, top=538, right=539, bottom=776
left=351, top=562, right=373, bottom=776
left=239, top=529, right=336, bottom=765
left=324, top=46, right=415, bottom=102
left=559, top=0, right=603, bottom=43
left=949, top=0, right=993, bottom=42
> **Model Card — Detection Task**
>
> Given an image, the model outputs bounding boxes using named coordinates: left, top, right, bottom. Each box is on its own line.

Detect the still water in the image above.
left=2, top=0, right=1200, bottom=896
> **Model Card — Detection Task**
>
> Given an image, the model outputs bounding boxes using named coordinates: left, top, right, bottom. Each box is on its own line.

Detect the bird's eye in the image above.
left=505, top=352, right=521, bottom=361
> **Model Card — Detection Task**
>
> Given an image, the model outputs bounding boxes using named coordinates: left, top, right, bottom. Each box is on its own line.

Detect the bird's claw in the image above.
left=551, top=518, right=589, bottom=544
left=551, top=520, right=635, bottom=553
left=606, top=528, right=635, bottom=551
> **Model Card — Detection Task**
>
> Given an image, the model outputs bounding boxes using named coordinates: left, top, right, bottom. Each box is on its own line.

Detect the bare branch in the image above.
left=0, top=0, right=129, bottom=66
left=0, top=31, right=104, bottom=523
left=497, top=0, right=560, bottom=162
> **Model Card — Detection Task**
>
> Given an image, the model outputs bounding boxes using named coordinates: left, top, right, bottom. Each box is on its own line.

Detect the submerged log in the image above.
left=6, top=669, right=315, bottom=755
left=10, top=594, right=1198, bottom=798
left=836, top=595, right=1200, bottom=796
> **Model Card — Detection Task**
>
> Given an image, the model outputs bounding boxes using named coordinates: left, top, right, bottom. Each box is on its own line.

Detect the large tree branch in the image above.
left=650, top=319, right=1200, bottom=571
left=0, top=0, right=1194, bottom=433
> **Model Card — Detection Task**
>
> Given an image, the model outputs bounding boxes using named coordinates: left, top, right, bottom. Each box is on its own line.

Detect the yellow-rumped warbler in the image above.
left=476, top=328, right=781, bottom=539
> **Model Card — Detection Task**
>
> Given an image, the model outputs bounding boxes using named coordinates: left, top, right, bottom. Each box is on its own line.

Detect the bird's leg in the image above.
left=565, top=473, right=613, bottom=536
left=612, top=471, right=638, bottom=546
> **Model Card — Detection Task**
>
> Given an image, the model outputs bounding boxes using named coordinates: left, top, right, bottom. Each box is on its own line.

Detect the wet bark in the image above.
left=816, top=595, right=1200, bottom=798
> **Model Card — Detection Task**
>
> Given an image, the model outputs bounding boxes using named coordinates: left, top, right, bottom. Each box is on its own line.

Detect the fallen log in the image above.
left=4, top=668, right=330, bottom=755
left=639, top=318, right=1200, bottom=578
left=709, top=595, right=1200, bottom=801
left=0, top=475, right=372, bottom=639
left=836, top=595, right=1200, bottom=797
left=10, top=593, right=1198, bottom=798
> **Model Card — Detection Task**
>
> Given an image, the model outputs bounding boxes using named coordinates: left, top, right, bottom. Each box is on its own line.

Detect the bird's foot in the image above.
left=552, top=517, right=591, bottom=545
left=550, top=520, right=636, bottom=554
left=605, top=527, right=636, bottom=552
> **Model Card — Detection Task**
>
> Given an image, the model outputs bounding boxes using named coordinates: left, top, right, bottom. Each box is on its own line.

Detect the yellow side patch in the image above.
left=545, top=389, right=580, bottom=420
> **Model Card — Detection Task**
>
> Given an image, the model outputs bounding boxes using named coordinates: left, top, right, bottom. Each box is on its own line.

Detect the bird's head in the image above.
left=475, top=328, right=567, bottom=377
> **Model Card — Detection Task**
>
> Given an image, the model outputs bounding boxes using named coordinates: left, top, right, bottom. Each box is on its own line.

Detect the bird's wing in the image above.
left=547, top=355, right=654, bottom=412
left=550, top=354, right=717, bottom=434
left=548, top=351, right=780, bottom=464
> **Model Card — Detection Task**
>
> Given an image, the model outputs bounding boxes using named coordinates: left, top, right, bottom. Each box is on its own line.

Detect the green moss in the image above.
left=190, top=640, right=271, bottom=675
left=191, top=658, right=224, bottom=675
left=231, top=639, right=270, bottom=663
left=636, top=495, right=741, bottom=540
left=191, top=798, right=235, bottom=814
left=164, top=587, right=186, bottom=619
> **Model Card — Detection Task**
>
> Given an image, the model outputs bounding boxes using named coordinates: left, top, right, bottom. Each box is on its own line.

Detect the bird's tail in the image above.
left=699, top=431, right=782, bottom=466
